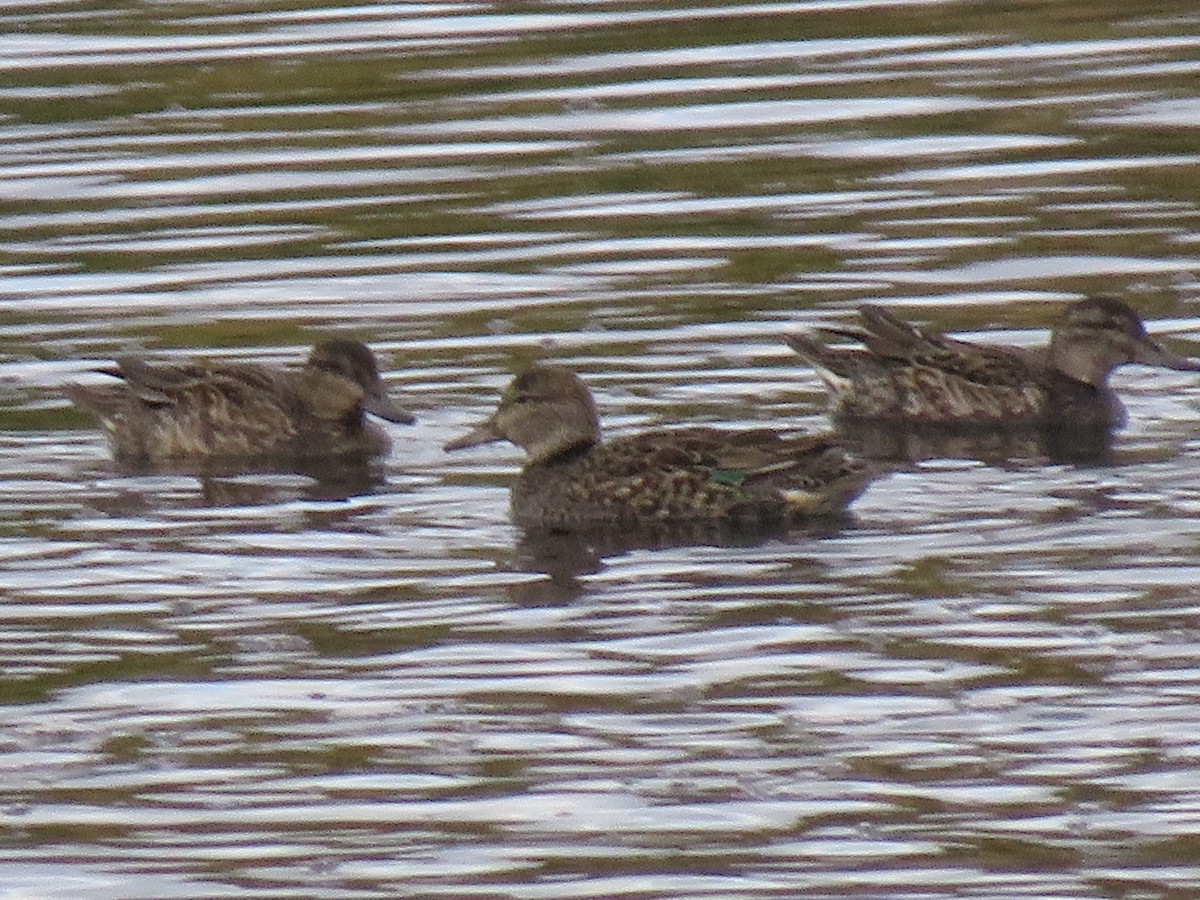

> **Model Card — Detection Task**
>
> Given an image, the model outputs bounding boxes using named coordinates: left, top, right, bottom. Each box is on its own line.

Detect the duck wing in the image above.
left=784, top=306, right=1030, bottom=385
left=113, top=357, right=287, bottom=408
left=592, top=428, right=871, bottom=518
left=855, top=305, right=1045, bottom=388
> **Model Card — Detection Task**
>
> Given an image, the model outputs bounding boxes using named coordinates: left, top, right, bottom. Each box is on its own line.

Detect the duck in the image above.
left=66, top=339, right=415, bottom=462
left=785, top=296, right=1200, bottom=428
left=444, top=364, right=872, bottom=532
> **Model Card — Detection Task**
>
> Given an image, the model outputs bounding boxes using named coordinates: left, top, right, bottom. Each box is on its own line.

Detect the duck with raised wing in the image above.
left=785, top=296, right=1200, bottom=428
left=67, top=339, right=415, bottom=462
left=444, top=365, right=872, bottom=532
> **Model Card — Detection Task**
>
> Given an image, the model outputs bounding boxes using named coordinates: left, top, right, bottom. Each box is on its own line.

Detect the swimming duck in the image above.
left=786, top=296, right=1200, bottom=427
left=66, top=339, right=415, bottom=462
left=444, top=364, right=872, bottom=531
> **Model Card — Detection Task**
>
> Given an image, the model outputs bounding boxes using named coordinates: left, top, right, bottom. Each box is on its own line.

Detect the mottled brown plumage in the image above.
left=444, top=365, right=872, bottom=532
left=66, top=339, right=414, bottom=462
left=786, top=297, right=1200, bottom=427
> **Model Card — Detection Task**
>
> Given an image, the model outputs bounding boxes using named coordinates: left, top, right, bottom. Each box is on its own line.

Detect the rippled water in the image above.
left=3, top=1, right=1200, bottom=897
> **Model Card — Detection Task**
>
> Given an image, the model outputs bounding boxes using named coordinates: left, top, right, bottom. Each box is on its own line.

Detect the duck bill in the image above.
left=363, top=389, right=416, bottom=425
left=444, top=419, right=503, bottom=451
left=1134, top=337, right=1200, bottom=372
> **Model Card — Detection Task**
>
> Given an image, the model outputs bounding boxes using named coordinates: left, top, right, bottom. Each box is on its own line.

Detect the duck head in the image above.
left=309, top=339, right=415, bottom=424
left=1048, top=296, right=1200, bottom=386
left=445, top=365, right=601, bottom=464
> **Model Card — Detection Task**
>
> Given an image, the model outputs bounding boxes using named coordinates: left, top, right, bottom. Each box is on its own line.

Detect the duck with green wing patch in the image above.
left=445, top=365, right=873, bottom=532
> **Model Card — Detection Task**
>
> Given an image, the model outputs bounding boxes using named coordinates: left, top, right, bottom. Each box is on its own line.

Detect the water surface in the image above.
left=2, top=1, right=1200, bottom=897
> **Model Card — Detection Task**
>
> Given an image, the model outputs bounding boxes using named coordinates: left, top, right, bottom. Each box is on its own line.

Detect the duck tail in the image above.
left=784, top=332, right=860, bottom=395
left=779, top=436, right=874, bottom=515
left=64, top=382, right=127, bottom=420
left=857, top=304, right=938, bottom=357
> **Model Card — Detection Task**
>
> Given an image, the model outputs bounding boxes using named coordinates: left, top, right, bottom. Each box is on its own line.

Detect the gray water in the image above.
left=2, top=1, right=1200, bottom=897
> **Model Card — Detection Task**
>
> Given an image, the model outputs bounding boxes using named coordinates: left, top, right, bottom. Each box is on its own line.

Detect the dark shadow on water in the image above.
left=836, top=419, right=1115, bottom=467
left=106, top=453, right=390, bottom=507
left=511, top=515, right=856, bottom=586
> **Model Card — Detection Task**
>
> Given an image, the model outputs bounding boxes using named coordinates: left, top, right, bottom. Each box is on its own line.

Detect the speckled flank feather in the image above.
left=511, top=428, right=869, bottom=530
left=786, top=297, right=1200, bottom=428
left=445, top=365, right=872, bottom=532
left=66, top=339, right=414, bottom=462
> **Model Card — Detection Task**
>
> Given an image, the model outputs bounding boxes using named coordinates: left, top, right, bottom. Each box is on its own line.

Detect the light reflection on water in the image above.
left=1, top=0, right=1200, bottom=897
